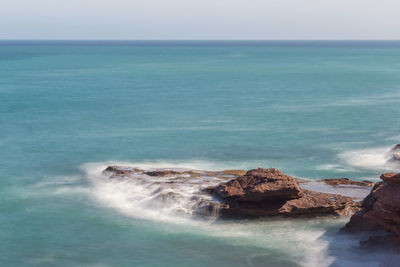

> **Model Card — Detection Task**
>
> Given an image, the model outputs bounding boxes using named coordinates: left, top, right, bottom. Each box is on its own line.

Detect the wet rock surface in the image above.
left=318, top=178, right=374, bottom=187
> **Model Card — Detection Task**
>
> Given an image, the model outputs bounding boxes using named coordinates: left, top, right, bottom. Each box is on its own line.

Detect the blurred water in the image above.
left=1, top=41, right=400, bottom=266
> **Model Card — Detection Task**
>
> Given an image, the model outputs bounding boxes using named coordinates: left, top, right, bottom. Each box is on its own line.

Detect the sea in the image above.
left=1, top=41, right=400, bottom=266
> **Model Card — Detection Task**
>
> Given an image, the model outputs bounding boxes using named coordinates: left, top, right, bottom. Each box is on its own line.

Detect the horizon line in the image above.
left=1, top=39, right=400, bottom=41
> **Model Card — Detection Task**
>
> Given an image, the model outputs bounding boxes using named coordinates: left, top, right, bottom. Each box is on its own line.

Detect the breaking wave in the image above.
left=338, top=146, right=400, bottom=172
left=81, top=161, right=228, bottom=225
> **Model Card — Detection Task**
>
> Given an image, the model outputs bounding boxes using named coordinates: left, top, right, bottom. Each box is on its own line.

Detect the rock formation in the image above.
left=389, top=144, right=400, bottom=161
left=211, top=168, right=303, bottom=201
left=343, top=172, right=400, bottom=243
left=102, top=166, right=364, bottom=219
left=206, top=168, right=361, bottom=218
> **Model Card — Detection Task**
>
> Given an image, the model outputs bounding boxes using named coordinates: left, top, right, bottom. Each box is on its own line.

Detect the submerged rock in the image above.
left=359, top=233, right=399, bottom=250
left=103, top=166, right=142, bottom=176
left=318, top=178, right=374, bottom=187
left=102, top=166, right=246, bottom=180
left=144, top=170, right=182, bottom=177
left=343, top=172, right=400, bottom=244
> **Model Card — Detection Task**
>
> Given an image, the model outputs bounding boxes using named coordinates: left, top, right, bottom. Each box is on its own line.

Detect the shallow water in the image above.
left=1, top=41, right=400, bottom=266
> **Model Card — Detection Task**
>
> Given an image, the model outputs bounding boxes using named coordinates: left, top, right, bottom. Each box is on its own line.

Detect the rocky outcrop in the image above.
left=206, top=168, right=361, bottom=218
left=211, top=168, right=303, bottom=201
left=103, top=166, right=142, bottom=176
left=102, top=166, right=246, bottom=180
left=389, top=144, right=400, bottom=161
left=343, top=172, right=400, bottom=243
left=102, top=165, right=364, bottom=219
left=380, top=173, right=400, bottom=185
left=214, top=189, right=360, bottom=218
left=341, top=182, right=384, bottom=233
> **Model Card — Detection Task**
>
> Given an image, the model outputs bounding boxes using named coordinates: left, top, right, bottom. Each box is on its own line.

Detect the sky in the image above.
left=1, top=0, right=400, bottom=40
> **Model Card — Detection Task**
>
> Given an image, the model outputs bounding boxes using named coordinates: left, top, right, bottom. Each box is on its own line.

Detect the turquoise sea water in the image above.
left=1, top=41, right=400, bottom=266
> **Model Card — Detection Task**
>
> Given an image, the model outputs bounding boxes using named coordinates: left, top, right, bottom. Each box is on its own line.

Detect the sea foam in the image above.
left=338, top=146, right=400, bottom=172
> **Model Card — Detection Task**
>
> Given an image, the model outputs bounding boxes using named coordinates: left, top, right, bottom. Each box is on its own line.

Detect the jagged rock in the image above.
left=217, top=189, right=360, bottom=218
left=380, top=173, right=400, bottom=185
left=210, top=168, right=303, bottom=201
left=343, top=172, right=400, bottom=244
left=364, top=178, right=400, bottom=242
left=342, top=182, right=384, bottom=233
left=318, top=178, right=374, bottom=187
left=207, top=168, right=360, bottom=218
left=103, top=166, right=141, bottom=176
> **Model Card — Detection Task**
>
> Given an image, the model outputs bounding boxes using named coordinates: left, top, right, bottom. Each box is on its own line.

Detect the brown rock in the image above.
left=363, top=180, right=400, bottom=242
left=102, top=166, right=141, bottom=176
left=144, top=170, right=181, bottom=177
left=319, top=178, right=374, bottom=187
left=380, top=173, right=400, bottom=185
left=103, top=166, right=202, bottom=178
left=218, top=190, right=360, bottom=218
left=221, top=169, right=247, bottom=177
left=211, top=168, right=303, bottom=201
left=342, top=182, right=384, bottom=233
left=343, top=172, right=400, bottom=244
left=206, top=168, right=360, bottom=218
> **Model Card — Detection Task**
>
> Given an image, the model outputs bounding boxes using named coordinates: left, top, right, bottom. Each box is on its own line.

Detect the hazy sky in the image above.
left=1, top=0, right=400, bottom=40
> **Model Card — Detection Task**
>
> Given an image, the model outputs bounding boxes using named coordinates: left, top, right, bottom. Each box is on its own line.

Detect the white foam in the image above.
left=82, top=159, right=264, bottom=174
left=81, top=161, right=228, bottom=225
left=338, top=146, right=400, bottom=172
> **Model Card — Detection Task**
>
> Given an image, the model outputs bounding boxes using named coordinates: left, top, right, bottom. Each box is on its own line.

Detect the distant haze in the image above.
left=1, top=0, right=400, bottom=40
